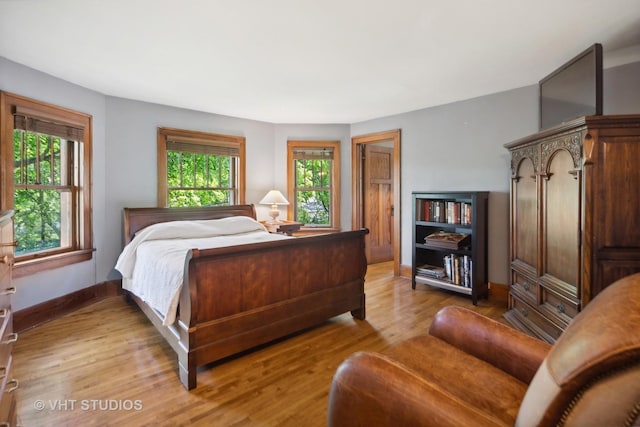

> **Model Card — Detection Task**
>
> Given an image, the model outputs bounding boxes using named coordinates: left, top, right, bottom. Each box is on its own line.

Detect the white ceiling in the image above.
left=1, top=0, right=640, bottom=124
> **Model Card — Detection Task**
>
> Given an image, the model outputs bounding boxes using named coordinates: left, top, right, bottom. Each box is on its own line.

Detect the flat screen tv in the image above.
left=539, top=43, right=603, bottom=130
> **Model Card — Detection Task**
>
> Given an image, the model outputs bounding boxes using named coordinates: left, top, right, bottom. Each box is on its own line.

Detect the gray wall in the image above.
left=351, top=86, right=539, bottom=285
left=604, top=61, right=640, bottom=114
left=0, top=57, right=108, bottom=311
left=1, top=56, right=639, bottom=310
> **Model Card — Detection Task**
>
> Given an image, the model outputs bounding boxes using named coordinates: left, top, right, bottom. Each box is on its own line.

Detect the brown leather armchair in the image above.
left=327, top=273, right=640, bottom=427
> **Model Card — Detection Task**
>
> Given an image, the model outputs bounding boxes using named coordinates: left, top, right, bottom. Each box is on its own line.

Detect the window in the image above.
left=157, top=127, right=245, bottom=207
left=287, top=140, right=340, bottom=230
left=0, top=91, right=93, bottom=277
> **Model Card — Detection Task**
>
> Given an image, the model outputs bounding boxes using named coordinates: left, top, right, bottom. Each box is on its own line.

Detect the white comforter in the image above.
left=115, top=216, right=290, bottom=326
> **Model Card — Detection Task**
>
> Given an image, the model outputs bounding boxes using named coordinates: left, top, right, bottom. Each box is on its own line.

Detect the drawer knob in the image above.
left=556, top=303, right=565, bottom=314
left=5, top=379, right=18, bottom=393
left=0, top=287, right=15, bottom=296
left=523, top=281, right=530, bottom=291
left=520, top=308, right=528, bottom=317
left=2, top=333, right=17, bottom=345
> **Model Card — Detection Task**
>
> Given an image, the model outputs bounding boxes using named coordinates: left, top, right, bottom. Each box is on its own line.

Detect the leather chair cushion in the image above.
left=384, top=334, right=528, bottom=425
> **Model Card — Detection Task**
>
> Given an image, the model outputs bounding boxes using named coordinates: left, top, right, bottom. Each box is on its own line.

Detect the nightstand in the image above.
left=261, top=220, right=302, bottom=236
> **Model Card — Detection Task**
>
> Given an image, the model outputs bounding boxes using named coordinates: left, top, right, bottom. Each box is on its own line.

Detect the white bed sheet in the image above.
left=115, top=216, right=291, bottom=326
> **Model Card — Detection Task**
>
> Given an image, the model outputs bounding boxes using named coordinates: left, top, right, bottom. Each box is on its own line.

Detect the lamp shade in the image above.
left=259, top=190, right=289, bottom=205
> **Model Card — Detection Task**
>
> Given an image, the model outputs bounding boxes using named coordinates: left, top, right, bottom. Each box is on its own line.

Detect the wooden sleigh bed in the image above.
left=120, top=204, right=368, bottom=390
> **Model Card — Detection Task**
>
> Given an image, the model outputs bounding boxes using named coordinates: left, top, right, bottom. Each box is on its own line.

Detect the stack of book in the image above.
left=416, top=264, right=446, bottom=279
left=424, top=231, right=470, bottom=250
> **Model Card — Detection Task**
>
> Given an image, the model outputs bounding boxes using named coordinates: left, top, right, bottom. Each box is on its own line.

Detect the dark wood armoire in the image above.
left=504, top=115, right=640, bottom=343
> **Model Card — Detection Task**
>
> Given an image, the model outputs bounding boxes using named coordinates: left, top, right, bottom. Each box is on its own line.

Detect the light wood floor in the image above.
left=14, top=262, right=508, bottom=426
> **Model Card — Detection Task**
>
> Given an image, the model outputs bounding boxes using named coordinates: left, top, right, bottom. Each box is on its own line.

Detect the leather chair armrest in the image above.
left=327, top=351, right=502, bottom=427
left=428, top=306, right=551, bottom=384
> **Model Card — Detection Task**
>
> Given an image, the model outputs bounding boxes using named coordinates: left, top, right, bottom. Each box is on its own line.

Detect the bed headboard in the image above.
left=123, top=204, right=257, bottom=244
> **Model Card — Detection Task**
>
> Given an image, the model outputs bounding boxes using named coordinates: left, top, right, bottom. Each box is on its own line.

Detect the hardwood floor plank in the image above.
left=14, top=262, right=508, bottom=426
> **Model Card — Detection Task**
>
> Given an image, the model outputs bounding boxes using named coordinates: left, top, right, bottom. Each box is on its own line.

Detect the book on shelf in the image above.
left=416, top=263, right=446, bottom=279
left=421, top=200, right=472, bottom=225
left=415, top=256, right=473, bottom=289
left=423, top=200, right=431, bottom=222
left=446, top=201, right=460, bottom=224
left=424, top=231, right=470, bottom=250
left=443, top=254, right=473, bottom=288
left=422, top=200, right=446, bottom=222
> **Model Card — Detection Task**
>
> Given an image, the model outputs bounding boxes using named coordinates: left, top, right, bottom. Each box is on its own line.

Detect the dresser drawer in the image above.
left=0, top=225, right=13, bottom=286
left=0, top=254, right=13, bottom=313
left=0, top=266, right=8, bottom=290
left=541, top=287, right=579, bottom=327
left=511, top=270, right=538, bottom=304
left=507, top=294, right=563, bottom=343
left=0, top=284, right=13, bottom=312
left=0, top=310, right=15, bottom=375
left=0, top=354, right=17, bottom=427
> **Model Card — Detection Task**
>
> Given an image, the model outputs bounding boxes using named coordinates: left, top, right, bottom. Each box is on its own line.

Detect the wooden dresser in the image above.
left=0, top=211, right=17, bottom=426
left=504, top=115, right=640, bottom=343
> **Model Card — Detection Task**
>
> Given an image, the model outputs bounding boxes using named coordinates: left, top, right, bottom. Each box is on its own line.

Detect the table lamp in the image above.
left=260, top=190, right=289, bottom=223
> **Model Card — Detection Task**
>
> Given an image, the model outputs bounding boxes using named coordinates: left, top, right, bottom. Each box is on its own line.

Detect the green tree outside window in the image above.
left=13, top=130, right=72, bottom=256
left=294, top=158, right=331, bottom=225
left=166, top=150, right=236, bottom=207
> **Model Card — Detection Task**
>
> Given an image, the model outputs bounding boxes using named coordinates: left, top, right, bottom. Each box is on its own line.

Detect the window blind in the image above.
left=166, top=141, right=240, bottom=157
left=14, top=115, right=84, bottom=142
left=292, top=148, right=334, bottom=160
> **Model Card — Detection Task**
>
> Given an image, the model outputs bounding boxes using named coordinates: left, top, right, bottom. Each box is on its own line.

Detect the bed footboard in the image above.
left=175, top=229, right=368, bottom=389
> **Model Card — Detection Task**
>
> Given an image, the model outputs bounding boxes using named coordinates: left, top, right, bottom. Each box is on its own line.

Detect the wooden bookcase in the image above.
left=412, top=191, right=488, bottom=304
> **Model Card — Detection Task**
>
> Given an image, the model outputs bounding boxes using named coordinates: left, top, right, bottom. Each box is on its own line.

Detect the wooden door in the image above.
left=363, top=144, right=393, bottom=263
left=512, top=156, right=538, bottom=274
left=541, top=148, right=581, bottom=293
left=590, top=133, right=640, bottom=298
